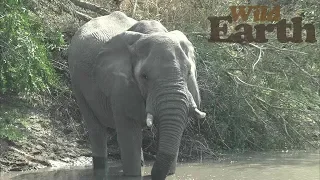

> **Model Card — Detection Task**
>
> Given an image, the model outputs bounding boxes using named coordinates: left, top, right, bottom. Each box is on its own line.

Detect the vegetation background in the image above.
left=0, top=0, right=319, bottom=172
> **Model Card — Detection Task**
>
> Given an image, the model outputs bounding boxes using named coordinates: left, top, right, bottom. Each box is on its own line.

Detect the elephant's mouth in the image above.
left=145, top=107, right=206, bottom=127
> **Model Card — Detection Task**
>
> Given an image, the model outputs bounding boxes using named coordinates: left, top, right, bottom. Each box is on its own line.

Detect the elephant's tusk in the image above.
left=194, top=108, right=206, bottom=119
left=146, top=113, right=154, bottom=127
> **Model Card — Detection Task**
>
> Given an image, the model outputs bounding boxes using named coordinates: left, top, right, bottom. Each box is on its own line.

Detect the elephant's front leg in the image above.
left=115, top=116, right=143, bottom=176
left=90, top=131, right=108, bottom=180
left=72, top=89, right=108, bottom=180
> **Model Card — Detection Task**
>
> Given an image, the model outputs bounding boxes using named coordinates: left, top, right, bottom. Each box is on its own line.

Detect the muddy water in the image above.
left=1, top=151, right=319, bottom=180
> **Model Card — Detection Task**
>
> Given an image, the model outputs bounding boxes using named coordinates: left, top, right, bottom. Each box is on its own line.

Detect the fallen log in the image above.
left=74, top=10, right=93, bottom=21
left=69, top=0, right=110, bottom=15
left=9, top=146, right=52, bottom=167
left=59, top=3, right=92, bottom=22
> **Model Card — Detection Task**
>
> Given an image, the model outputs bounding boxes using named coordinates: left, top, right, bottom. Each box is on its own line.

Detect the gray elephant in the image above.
left=68, top=11, right=206, bottom=180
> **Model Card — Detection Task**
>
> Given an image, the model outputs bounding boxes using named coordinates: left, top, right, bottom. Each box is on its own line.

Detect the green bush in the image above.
left=0, top=0, right=65, bottom=141
left=0, top=100, right=26, bottom=141
left=0, top=0, right=64, bottom=95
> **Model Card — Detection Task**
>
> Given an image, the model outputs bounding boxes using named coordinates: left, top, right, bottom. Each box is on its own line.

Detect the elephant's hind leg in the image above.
left=73, top=89, right=108, bottom=180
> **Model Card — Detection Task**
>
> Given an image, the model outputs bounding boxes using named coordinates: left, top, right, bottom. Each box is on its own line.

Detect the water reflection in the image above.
left=2, top=165, right=152, bottom=180
left=1, top=150, right=319, bottom=180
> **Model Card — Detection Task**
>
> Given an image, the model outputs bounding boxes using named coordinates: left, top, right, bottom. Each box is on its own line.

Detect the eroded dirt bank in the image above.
left=0, top=96, right=121, bottom=173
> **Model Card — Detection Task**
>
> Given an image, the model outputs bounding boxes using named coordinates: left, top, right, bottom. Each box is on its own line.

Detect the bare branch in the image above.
left=132, top=0, right=138, bottom=17
left=286, top=56, right=318, bottom=79
left=252, top=44, right=264, bottom=72
left=264, top=43, right=308, bottom=55
left=225, top=71, right=278, bottom=92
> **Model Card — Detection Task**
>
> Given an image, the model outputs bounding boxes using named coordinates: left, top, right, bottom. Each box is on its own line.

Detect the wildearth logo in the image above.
left=208, top=1, right=317, bottom=43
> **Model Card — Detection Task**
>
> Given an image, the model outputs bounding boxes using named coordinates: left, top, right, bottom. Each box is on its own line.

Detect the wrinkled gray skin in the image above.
left=68, top=11, right=206, bottom=180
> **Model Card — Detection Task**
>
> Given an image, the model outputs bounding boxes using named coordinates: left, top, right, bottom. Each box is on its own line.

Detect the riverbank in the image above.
left=1, top=150, right=319, bottom=180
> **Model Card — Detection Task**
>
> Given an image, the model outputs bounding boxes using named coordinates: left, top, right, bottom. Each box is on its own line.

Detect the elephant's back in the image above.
left=77, top=11, right=136, bottom=41
left=68, top=11, right=136, bottom=77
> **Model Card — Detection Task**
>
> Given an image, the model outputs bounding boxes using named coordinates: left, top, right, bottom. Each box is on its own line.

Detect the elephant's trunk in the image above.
left=150, top=83, right=189, bottom=180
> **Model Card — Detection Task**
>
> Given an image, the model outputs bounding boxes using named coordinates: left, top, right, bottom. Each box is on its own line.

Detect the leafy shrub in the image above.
left=0, top=0, right=64, bottom=95
left=0, top=104, right=25, bottom=141
left=0, top=0, right=65, bottom=141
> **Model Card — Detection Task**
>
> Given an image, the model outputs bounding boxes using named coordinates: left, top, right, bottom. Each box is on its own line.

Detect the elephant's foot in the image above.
left=120, top=155, right=142, bottom=176
left=122, top=169, right=142, bottom=177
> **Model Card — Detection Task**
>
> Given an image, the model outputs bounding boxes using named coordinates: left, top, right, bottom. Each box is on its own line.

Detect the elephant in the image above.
left=68, top=11, right=206, bottom=180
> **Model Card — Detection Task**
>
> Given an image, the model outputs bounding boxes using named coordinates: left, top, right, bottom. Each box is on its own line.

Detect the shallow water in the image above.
left=1, top=150, right=319, bottom=180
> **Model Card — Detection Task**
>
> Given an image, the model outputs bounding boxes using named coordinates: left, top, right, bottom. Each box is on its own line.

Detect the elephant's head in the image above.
left=94, top=21, right=206, bottom=179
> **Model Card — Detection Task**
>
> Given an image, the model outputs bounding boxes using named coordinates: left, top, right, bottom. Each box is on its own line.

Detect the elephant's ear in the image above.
left=92, top=31, right=146, bottom=120
left=168, top=30, right=201, bottom=108
left=93, top=31, right=144, bottom=92
left=92, top=31, right=145, bottom=120
left=120, top=31, right=144, bottom=51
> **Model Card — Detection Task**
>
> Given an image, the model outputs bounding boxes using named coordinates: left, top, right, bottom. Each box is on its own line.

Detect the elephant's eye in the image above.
left=188, top=71, right=191, bottom=76
left=141, top=73, right=148, bottom=80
